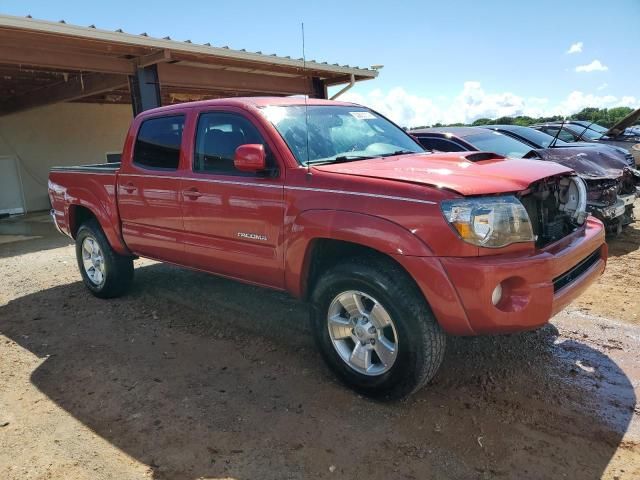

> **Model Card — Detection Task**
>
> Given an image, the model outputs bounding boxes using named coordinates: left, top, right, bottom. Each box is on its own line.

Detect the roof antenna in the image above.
left=302, top=22, right=311, bottom=177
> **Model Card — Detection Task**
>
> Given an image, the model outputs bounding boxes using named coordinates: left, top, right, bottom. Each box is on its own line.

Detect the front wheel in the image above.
left=75, top=219, right=133, bottom=298
left=310, top=257, right=446, bottom=399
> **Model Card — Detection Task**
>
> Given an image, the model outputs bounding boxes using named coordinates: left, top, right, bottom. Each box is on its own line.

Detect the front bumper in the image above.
left=402, top=217, right=606, bottom=336
left=589, top=193, right=636, bottom=222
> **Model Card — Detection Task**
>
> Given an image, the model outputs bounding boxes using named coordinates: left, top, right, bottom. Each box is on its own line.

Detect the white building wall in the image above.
left=0, top=103, right=132, bottom=212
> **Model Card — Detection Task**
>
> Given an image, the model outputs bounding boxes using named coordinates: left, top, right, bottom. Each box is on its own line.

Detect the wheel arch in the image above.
left=285, top=210, right=434, bottom=300
left=66, top=194, right=129, bottom=255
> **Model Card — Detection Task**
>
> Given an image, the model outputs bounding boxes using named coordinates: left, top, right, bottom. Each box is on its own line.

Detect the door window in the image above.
left=542, top=127, right=576, bottom=142
left=194, top=112, right=270, bottom=175
left=133, top=115, right=185, bottom=170
left=418, top=136, right=467, bottom=152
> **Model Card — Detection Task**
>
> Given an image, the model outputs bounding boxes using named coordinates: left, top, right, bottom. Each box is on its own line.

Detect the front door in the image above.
left=180, top=110, right=285, bottom=289
left=117, top=114, right=186, bottom=263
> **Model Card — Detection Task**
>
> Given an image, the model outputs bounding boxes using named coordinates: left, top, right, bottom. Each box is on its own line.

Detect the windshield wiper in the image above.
left=379, top=150, right=418, bottom=157
left=306, top=155, right=376, bottom=166
left=576, top=121, right=601, bottom=141
left=306, top=150, right=418, bottom=166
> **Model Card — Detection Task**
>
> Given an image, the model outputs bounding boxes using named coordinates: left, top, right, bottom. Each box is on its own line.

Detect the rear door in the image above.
left=117, top=113, right=187, bottom=263
left=180, top=109, right=285, bottom=289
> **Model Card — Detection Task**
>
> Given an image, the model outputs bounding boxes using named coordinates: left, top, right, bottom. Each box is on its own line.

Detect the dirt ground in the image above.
left=1, top=211, right=639, bottom=480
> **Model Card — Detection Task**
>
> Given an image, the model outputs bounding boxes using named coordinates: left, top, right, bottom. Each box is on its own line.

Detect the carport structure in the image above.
left=0, top=14, right=377, bottom=213
left=0, top=14, right=377, bottom=114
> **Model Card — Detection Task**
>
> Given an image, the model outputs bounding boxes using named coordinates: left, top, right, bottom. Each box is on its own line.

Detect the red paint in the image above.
left=234, top=144, right=267, bottom=173
left=48, top=97, right=607, bottom=336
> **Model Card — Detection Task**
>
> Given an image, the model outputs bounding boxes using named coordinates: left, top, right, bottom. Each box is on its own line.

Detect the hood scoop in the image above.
left=464, top=152, right=506, bottom=162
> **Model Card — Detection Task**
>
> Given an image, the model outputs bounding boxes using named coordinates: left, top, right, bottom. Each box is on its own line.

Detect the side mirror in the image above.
left=234, top=144, right=266, bottom=173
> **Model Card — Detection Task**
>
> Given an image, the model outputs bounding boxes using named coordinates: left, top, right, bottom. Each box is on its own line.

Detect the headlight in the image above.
left=441, top=195, right=534, bottom=248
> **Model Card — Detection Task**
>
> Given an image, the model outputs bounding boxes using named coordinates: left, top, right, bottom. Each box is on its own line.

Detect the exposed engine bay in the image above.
left=583, top=167, right=639, bottom=233
left=522, top=148, right=639, bottom=233
left=519, top=175, right=587, bottom=248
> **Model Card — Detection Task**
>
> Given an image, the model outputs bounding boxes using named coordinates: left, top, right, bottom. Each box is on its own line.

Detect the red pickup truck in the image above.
left=49, top=97, right=607, bottom=398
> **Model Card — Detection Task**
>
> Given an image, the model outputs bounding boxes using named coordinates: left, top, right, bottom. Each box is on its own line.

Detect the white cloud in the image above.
left=597, top=83, right=608, bottom=91
left=340, top=83, right=638, bottom=127
left=575, top=60, right=608, bottom=72
left=566, top=42, right=583, bottom=54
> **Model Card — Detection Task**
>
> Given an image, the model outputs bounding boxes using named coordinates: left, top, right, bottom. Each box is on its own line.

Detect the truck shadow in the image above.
left=0, top=262, right=636, bottom=479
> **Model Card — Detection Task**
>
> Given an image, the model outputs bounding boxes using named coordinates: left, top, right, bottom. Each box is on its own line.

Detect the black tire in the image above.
left=310, top=256, right=446, bottom=400
left=75, top=219, right=134, bottom=298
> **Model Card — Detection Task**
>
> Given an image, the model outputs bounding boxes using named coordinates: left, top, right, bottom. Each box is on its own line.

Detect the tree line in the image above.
left=420, top=106, right=634, bottom=129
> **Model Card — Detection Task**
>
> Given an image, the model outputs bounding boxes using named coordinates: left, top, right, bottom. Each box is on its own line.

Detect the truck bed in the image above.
left=48, top=163, right=124, bottom=251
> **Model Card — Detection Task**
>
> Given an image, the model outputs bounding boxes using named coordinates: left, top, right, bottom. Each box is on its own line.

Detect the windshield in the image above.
left=463, top=131, right=533, bottom=158
left=573, top=121, right=608, bottom=134
left=259, top=105, right=424, bottom=165
left=509, top=126, right=568, bottom=148
left=572, top=126, right=603, bottom=140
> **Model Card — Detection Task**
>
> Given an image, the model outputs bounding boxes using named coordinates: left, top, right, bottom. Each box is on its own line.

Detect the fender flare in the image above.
left=284, top=209, right=434, bottom=297
left=66, top=186, right=129, bottom=255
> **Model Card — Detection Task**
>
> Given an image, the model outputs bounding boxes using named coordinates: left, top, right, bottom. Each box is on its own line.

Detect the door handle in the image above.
left=122, top=182, right=137, bottom=193
left=182, top=188, right=202, bottom=199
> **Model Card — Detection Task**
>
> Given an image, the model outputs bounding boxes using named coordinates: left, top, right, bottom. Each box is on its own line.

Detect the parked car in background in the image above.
left=483, top=124, right=636, bottom=168
left=411, top=127, right=638, bottom=233
left=48, top=97, right=607, bottom=399
left=533, top=108, right=640, bottom=165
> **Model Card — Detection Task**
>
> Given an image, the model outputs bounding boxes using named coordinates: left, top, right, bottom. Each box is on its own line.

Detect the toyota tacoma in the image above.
left=48, top=98, right=607, bottom=399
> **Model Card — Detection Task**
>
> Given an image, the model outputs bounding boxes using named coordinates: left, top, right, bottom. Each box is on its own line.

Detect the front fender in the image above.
left=284, top=209, right=434, bottom=297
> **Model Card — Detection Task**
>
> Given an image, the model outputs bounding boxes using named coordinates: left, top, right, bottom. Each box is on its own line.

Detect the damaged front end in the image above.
left=584, top=168, right=639, bottom=233
left=519, top=175, right=587, bottom=248
left=531, top=148, right=639, bottom=234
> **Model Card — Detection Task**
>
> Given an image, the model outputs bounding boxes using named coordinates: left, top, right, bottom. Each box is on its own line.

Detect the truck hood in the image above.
left=531, top=147, right=628, bottom=179
left=313, top=152, right=573, bottom=196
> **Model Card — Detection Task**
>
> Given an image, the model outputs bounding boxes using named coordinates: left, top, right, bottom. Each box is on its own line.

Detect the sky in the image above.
left=1, top=0, right=639, bottom=127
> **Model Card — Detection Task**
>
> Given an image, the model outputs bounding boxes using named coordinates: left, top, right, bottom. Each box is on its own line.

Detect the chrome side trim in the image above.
left=285, top=186, right=437, bottom=205
left=49, top=170, right=117, bottom=176
left=118, top=173, right=436, bottom=204
left=118, top=173, right=283, bottom=189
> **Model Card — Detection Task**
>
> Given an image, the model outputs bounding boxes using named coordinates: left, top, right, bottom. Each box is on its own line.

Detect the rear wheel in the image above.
left=311, top=257, right=446, bottom=399
left=75, top=219, right=133, bottom=298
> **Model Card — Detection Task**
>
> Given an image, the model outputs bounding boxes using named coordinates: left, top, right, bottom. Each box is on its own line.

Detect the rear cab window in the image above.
left=133, top=115, right=185, bottom=170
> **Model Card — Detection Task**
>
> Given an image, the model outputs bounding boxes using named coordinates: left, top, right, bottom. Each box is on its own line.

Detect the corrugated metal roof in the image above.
left=0, top=14, right=378, bottom=80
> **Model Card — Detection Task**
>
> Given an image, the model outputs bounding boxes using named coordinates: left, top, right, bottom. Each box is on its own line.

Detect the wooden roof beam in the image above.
left=0, top=45, right=174, bottom=75
left=135, top=49, right=172, bottom=68
left=0, top=73, right=128, bottom=116
left=157, top=62, right=313, bottom=96
left=0, top=44, right=135, bottom=74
